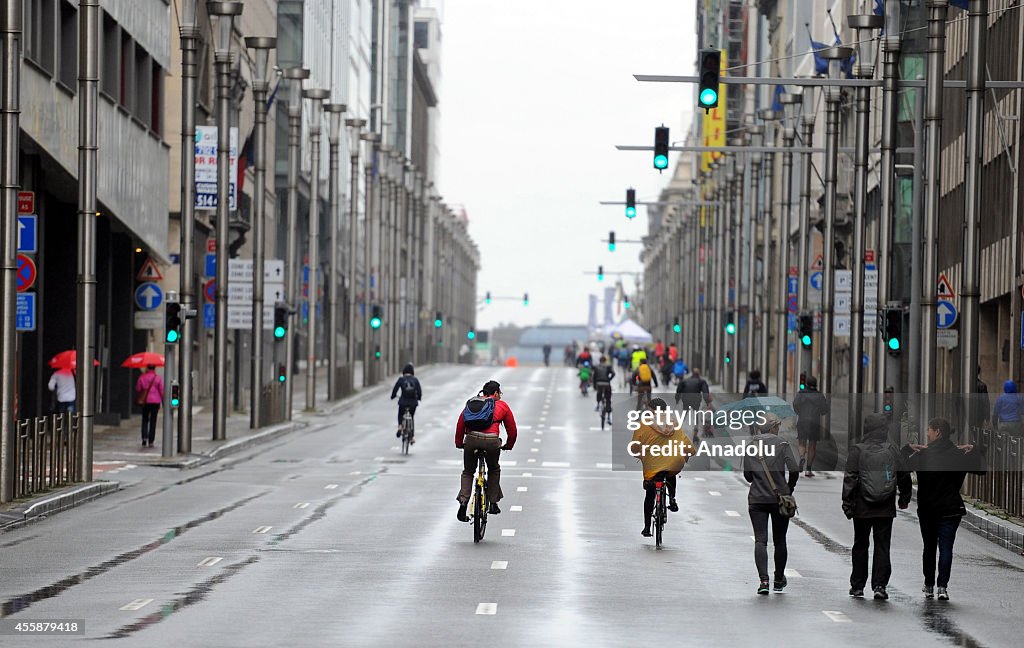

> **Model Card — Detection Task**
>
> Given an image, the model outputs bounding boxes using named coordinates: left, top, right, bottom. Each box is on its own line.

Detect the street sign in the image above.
left=194, top=126, right=238, bottom=210
left=937, top=273, right=955, bottom=299
left=937, top=300, right=958, bottom=329
left=136, top=257, right=163, bottom=282
left=15, top=254, right=36, bottom=292
left=227, top=304, right=274, bottom=330
left=864, top=267, right=879, bottom=338
left=787, top=295, right=798, bottom=314
left=834, top=314, right=851, bottom=336
left=204, top=279, right=216, bottom=303
left=835, top=293, right=851, bottom=315
left=810, top=271, right=823, bottom=291
left=17, top=191, right=34, bottom=215
left=787, top=277, right=798, bottom=295
left=134, top=282, right=164, bottom=311
left=203, top=303, right=215, bottom=328
left=228, top=281, right=285, bottom=305
left=16, top=292, right=35, bottom=331
left=300, top=301, right=322, bottom=322
left=862, top=353, right=869, bottom=367
left=787, top=342, right=796, bottom=353
left=787, top=313, right=797, bottom=331
left=205, top=253, right=216, bottom=277
left=17, top=215, right=36, bottom=253
left=937, top=328, right=959, bottom=349
left=133, top=310, right=163, bottom=330
left=835, top=269, right=852, bottom=292
left=207, top=238, right=217, bottom=253
left=811, top=253, right=823, bottom=270
left=864, top=249, right=876, bottom=264
left=229, top=258, right=285, bottom=283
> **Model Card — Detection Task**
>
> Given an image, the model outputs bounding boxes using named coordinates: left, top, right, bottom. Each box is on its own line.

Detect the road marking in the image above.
left=324, top=484, right=339, bottom=489
left=120, top=598, right=153, bottom=611
left=293, top=502, right=310, bottom=509
left=476, top=603, right=498, bottom=615
left=518, top=425, right=532, bottom=430
left=490, top=561, right=508, bottom=570
left=533, top=439, right=541, bottom=443
left=435, top=460, right=462, bottom=466
left=725, top=510, right=740, bottom=517
left=390, top=446, right=400, bottom=450
left=253, top=526, right=273, bottom=534
left=537, top=431, right=544, bottom=435
left=693, top=477, right=706, bottom=481
left=510, top=505, right=523, bottom=512
left=504, top=460, right=517, bottom=466
left=549, top=425, right=568, bottom=430
left=536, top=425, right=544, bottom=429
left=501, top=529, right=516, bottom=537
left=822, top=611, right=851, bottom=623
left=517, top=486, right=528, bottom=492
left=708, top=491, right=722, bottom=496
left=589, top=427, right=603, bottom=431
left=349, top=471, right=362, bottom=475
left=785, top=569, right=802, bottom=578
left=539, top=418, right=546, bottom=423
left=595, top=462, right=614, bottom=469
left=521, top=472, right=532, bottom=477
left=528, top=458, right=536, bottom=463
left=197, top=557, right=223, bottom=567
left=542, top=461, right=570, bottom=468
left=530, top=448, right=539, bottom=453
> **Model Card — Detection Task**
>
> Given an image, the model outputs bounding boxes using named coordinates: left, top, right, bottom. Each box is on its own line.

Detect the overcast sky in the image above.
left=437, top=0, right=696, bottom=330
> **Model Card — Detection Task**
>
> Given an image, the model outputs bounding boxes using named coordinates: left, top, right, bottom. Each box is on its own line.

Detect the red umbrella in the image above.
left=48, top=350, right=99, bottom=370
left=121, top=351, right=165, bottom=369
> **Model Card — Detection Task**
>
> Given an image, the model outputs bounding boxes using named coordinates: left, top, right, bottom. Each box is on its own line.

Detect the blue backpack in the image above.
left=463, top=396, right=495, bottom=431
left=673, top=359, right=687, bottom=377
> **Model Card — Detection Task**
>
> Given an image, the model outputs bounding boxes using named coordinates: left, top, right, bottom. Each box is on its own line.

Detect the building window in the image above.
left=151, top=60, right=163, bottom=136
left=101, top=12, right=119, bottom=98
left=134, top=48, right=151, bottom=124
left=119, top=31, right=133, bottom=109
left=37, top=0, right=56, bottom=73
left=414, top=21, right=429, bottom=49
left=277, top=0, right=304, bottom=69
left=58, top=0, right=77, bottom=89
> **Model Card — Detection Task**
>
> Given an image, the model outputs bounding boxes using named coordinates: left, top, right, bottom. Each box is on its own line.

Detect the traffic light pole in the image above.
left=303, top=89, right=328, bottom=411
left=345, top=119, right=365, bottom=385
left=777, top=126, right=795, bottom=395
left=819, top=57, right=846, bottom=397
left=162, top=294, right=177, bottom=458
left=325, top=104, right=344, bottom=401
left=177, top=11, right=198, bottom=455
left=796, top=105, right=814, bottom=387
left=283, top=68, right=308, bottom=415
left=746, top=151, right=760, bottom=378
left=760, top=147, right=774, bottom=389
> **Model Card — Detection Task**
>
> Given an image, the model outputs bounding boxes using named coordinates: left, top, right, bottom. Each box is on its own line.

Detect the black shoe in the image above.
left=757, top=580, right=770, bottom=595
left=410, top=437, right=415, bottom=445
left=937, top=586, right=949, bottom=601
left=849, top=587, right=865, bottom=598
left=396, top=430, right=401, bottom=438
left=773, top=577, right=787, bottom=592
left=488, top=502, right=501, bottom=515
left=457, top=503, right=470, bottom=522
left=668, top=499, right=679, bottom=512
left=873, top=586, right=889, bottom=600
left=641, top=528, right=652, bottom=537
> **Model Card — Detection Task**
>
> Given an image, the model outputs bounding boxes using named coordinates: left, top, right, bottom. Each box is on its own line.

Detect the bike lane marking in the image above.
left=822, top=611, right=852, bottom=623
left=725, top=510, right=740, bottom=517
left=120, top=599, right=153, bottom=611
left=197, top=557, right=223, bottom=567
left=490, top=561, right=508, bottom=570
left=501, top=529, right=515, bottom=537
left=476, top=603, right=497, bottom=615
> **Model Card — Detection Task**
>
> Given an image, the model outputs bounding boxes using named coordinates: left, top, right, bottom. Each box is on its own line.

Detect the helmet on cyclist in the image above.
left=402, top=363, right=414, bottom=375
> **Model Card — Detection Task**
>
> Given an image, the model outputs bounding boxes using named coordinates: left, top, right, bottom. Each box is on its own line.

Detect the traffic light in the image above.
left=725, top=351, right=732, bottom=365
left=653, top=126, right=670, bottom=170
left=485, top=291, right=491, bottom=305
left=673, top=317, right=681, bottom=334
left=370, top=305, right=382, bottom=329
left=467, top=328, right=475, bottom=340
left=884, top=309, right=902, bottom=355
left=434, top=311, right=443, bottom=328
left=608, top=231, right=616, bottom=252
left=725, top=311, right=736, bottom=335
left=625, top=189, right=637, bottom=219
left=170, top=382, right=181, bottom=408
left=798, top=313, right=813, bottom=348
left=799, top=371, right=807, bottom=390
left=523, top=293, right=529, bottom=306
left=597, top=265, right=604, bottom=282
left=273, top=303, right=288, bottom=339
left=697, top=48, right=721, bottom=112
left=374, top=344, right=381, bottom=359
left=623, top=294, right=631, bottom=310
left=165, top=303, right=182, bottom=344
left=883, top=386, right=895, bottom=414
left=278, top=363, right=287, bottom=383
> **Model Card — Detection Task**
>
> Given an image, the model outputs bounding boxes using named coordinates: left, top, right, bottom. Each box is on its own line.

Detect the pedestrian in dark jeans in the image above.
left=842, top=413, right=912, bottom=600
left=743, top=413, right=800, bottom=595
left=135, top=365, right=164, bottom=447
left=902, top=417, right=986, bottom=601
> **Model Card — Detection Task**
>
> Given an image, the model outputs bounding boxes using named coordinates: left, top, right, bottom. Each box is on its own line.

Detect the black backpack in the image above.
left=399, top=377, right=418, bottom=400
left=857, top=441, right=901, bottom=503
left=462, top=396, right=495, bottom=431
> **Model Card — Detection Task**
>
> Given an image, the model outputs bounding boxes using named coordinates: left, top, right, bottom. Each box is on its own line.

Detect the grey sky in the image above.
left=438, top=0, right=696, bottom=330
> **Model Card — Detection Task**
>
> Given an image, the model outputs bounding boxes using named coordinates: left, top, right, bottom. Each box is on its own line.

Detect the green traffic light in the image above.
left=801, top=334, right=812, bottom=347
left=725, top=322, right=736, bottom=335
left=673, top=324, right=681, bottom=334
left=171, top=397, right=180, bottom=407
left=725, top=355, right=732, bottom=364
left=598, top=274, right=604, bottom=282
left=375, top=350, right=381, bottom=358
left=274, top=325, right=286, bottom=339
left=699, top=87, right=718, bottom=107
left=625, top=206, right=636, bottom=218
left=888, top=337, right=900, bottom=351
left=623, top=301, right=631, bottom=310
left=370, top=316, right=382, bottom=329
left=279, top=374, right=286, bottom=383
left=654, top=154, right=668, bottom=170
left=609, top=243, right=616, bottom=252
left=467, top=331, right=475, bottom=340
left=434, top=318, right=443, bottom=328
left=166, top=329, right=179, bottom=343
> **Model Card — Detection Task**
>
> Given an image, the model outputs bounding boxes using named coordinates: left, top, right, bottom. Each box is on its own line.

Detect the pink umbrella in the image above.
left=120, top=351, right=165, bottom=369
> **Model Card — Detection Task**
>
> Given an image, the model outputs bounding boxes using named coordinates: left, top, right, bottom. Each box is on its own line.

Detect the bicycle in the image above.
left=400, top=409, right=414, bottom=455
left=469, top=449, right=488, bottom=543
left=652, top=472, right=670, bottom=549
left=597, top=386, right=613, bottom=430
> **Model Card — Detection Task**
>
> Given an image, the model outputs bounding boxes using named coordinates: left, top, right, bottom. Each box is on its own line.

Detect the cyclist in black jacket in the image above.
left=391, top=364, right=422, bottom=441
left=591, top=356, right=616, bottom=411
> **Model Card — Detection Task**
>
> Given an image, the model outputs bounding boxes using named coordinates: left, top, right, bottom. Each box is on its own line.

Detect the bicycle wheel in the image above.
left=655, top=487, right=666, bottom=549
left=473, top=481, right=487, bottom=543
left=600, top=409, right=606, bottom=430
left=401, top=428, right=410, bottom=455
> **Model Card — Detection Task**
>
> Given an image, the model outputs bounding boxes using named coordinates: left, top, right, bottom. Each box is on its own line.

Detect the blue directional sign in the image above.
left=204, top=303, right=215, bottom=329
left=787, top=342, right=796, bottom=353
left=17, top=215, right=37, bottom=253
left=134, top=282, right=164, bottom=311
left=16, top=292, right=35, bottom=331
left=205, top=253, right=216, bottom=278
left=862, top=353, right=870, bottom=368
left=787, top=277, right=798, bottom=295
left=787, top=313, right=797, bottom=331
left=810, top=271, right=824, bottom=291
left=936, top=300, right=957, bottom=329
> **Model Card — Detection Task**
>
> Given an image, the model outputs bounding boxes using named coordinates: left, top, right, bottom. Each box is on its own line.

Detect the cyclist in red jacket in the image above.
left=455, top=380, right=517, bottom=521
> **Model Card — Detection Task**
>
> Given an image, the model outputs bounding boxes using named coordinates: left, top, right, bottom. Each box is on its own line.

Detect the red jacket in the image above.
left=455, top=397, right=517, bottom=449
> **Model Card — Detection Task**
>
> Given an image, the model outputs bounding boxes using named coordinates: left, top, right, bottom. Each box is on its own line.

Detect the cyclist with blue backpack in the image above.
left=390, top=364, right=422, bottom=441
left=455, top=380, right=518, bottom=522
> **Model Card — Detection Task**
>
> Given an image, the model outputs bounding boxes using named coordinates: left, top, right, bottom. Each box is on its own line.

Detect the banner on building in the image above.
left=195, top=126, right=239, bottom=211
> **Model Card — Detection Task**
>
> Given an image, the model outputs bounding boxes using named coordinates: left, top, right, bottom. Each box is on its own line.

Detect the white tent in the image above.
left=602, top=319, right=653, bottom=343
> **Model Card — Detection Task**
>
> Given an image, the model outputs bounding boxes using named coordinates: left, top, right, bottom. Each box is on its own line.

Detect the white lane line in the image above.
left=693, top=477, right=706, bottom=481
left=785, top=569, right=802, bottom=578
left=549, top=425, right=569, bottom=430
left=349, top=471, right=362, bottom=475
left=324, top=484, right=339, bottom=490
left=822, top=611, right=852, bottom=623
left=373, top=456, right=385, bottom=461
left=435, top=459, right=462, bottom=466
left=390, top=446, right=400, bottom=450
left=517, top=486, right=528, bottom=492
left=504, top=460, right=517, bottom=466
left=530, top=448, right=539, bottom=453
left=521, top=472, right=533, bottom=477
left=536, top=425, right=545, bottom=429
left=725, top=510, right=741, bottom=517
left=595, top=462, right=613, bottom=469
left=542, top=461, right=570, bottom=468
left=527, top=458, right=536, bottom=463
left=533, top=439, right=541, bottom=443
left=490, top=561, right=508, bottom=570
left=476, top=603, right=498, bottom=615
left=253, top=526, right=273, bottom=534
left=120, top=598, right=153, bottom=611
left=539, top=418, right=547, bottom=423
left=589, top=427, right=603, bottom=431
left=518, top=425, right=533, bottom=430
left=197, top=557, right=223, bottom=567
left=708, top=491, right=722, bottom=496
left=501, top=529, right=516, bottom=537
left=537, top=431, right=544, bottom=436
left=510, top=506, right=523, bottom=512
left=293, top=502, right=310, bottom=509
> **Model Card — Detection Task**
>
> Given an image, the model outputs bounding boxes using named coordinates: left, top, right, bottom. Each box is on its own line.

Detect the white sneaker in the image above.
left=922, top=584, right=934, bottom=599
left=936, top=587, right=949, bottom=601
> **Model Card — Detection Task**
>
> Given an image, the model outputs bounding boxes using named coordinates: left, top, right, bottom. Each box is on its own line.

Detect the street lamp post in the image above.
left=361, top=135, right=380, bottom=385
left=282, top=67, right=309, bottom=415
left=796, top=86, right=816, bottom=385
left=777, top=92, right=802, bottom=394
left=345, top=118, right=366, bottom=387
left=325, top=102, right=346, bottom=401
left=848, top=14, right=883, bottom=443
left=208, top=1, right=243, bottom=441
left=303, top=88, right=329, bottom=411
left=731, top=158, right=745, bottom=392
left=757, top=114, right=776, bottom=383
left=244, top=36, right=276, bottom=429
left=746, top=125, right=763, bottom=378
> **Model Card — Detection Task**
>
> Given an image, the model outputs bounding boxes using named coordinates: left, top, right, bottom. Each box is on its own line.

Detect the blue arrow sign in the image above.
left=16, top=292, right=35, bottom=331
left=204, top=303, right=215, bottom=329
left=134, top=282, right=164, bottom=311
left=17, top=215, right=36, bottom=253
left=810, top=271, right=824, bottom=291
left=787, top=277, right=798, bottom=295
left=205, top=253, right=216, bottom=278
left=936, top=300, right=957, bottom=329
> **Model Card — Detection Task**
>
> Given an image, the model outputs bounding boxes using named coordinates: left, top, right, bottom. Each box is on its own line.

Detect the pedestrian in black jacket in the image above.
left=842, top=413, right=912, bottom=600
left=793, top=376, right=828, bottom=477
left=390, top=364, right=422, bottom=441
left=902, top=417, right=987, bottom=601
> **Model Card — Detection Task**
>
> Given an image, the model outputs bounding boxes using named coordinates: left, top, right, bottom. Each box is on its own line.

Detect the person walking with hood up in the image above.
left=991, top=380, right=1023, bottom=437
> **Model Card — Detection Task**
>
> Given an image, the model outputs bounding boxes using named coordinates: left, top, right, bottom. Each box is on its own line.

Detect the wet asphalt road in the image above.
left=1, top=364, right=1022, bottom=647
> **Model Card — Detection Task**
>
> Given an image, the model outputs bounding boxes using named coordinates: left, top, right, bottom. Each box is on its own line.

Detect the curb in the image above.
left=0, top=481, right=121, bottom=532
left=961, top=502, right=1024, bottom=555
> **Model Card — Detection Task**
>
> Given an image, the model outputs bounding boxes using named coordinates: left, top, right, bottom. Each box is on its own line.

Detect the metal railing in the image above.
left=14, top=413, right=82, bottom=499
left=963, top=426, right=1024, bottom=518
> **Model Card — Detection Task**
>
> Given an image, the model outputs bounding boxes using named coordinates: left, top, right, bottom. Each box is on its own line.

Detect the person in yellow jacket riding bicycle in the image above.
left=630, top=398, right=695, bottom=537
left=632, top=358, right=658, bottom=410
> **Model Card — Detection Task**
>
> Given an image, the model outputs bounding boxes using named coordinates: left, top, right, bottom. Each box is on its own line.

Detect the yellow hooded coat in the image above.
left=630, top=421, right=695, bottom=480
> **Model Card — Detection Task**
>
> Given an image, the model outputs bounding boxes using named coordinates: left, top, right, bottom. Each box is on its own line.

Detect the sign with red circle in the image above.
left=204, top=279, right=216, bottom=303
left=16, top=254, right=36, bottom=292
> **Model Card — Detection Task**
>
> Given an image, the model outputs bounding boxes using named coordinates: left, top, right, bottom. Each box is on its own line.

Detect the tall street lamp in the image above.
left=746, top=124, right=763, bottom=377
left=796, top=84, right=816, bottom=386
left=244, top=36, right=276, bottom=429
left=282, top=67, right=309, bottom=416
left=345, top=118, right=366, bottom=385
left=777, top=91, right=802, bottom=394
left=303, top=88, right=329, bottom=411
left=325, top=102, right=346, bottom=401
